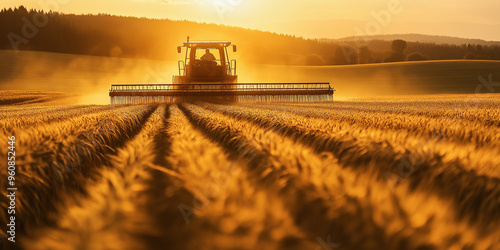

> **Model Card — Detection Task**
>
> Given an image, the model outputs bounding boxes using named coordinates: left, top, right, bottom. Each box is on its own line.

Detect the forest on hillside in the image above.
left=1, top=6, right=500, bottom=65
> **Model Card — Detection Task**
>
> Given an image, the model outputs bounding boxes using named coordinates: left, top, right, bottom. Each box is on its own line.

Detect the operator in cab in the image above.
left=201, top=49, right=216, bottom=62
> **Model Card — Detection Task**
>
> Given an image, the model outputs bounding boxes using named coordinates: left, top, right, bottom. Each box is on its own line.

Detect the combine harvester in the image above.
left=109, top=37, right=335, bottom=104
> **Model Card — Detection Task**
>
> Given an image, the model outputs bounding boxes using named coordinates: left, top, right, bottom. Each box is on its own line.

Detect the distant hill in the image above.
left=328, top=34, right=500, bottom=46
left=252, top=20, right=500, bottom=42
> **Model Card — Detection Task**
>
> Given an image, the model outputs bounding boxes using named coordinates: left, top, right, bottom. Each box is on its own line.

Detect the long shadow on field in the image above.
left=178, top=104, right=432, bottom=250
left=206, top=104, right=500, bottom=235
left=139, top=104, right=198, bottom=250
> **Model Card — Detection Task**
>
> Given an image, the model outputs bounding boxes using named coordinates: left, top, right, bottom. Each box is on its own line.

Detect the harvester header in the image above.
left=110, top=37, right=334, bottom=104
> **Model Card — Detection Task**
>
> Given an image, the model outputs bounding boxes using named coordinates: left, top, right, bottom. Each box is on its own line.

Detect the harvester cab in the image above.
left=174, top=37, right=237, bottom=84
left=109, top=37, right=335, bottom=104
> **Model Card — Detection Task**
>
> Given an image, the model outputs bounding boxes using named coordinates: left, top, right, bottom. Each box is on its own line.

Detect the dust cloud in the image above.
left=0, top=50, right=178, bottom=105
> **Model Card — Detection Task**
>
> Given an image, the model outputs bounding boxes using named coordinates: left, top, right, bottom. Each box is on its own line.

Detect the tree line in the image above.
left=1, top=6, right=499, bottom=66
left=332, top=39, right=500, bottom=65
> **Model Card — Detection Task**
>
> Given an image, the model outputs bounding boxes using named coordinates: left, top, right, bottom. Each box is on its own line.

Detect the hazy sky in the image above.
left=3, top=0, right=500, bottom=40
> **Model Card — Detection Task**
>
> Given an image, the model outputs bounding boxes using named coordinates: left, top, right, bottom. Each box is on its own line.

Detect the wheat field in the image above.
left=1, top=93, right=499, bottom=250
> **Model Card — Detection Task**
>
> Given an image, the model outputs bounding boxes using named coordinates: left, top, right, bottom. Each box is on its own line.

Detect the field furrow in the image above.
left=0, top=104, right=157, bottom=235
left=146, top=105, right=312, bottom=249
left=21, top=106, right=165, bottom=250
left=0, top=105, right=114, bottom=131
left=0, top=91, right=74, bottom=106
left=243, top=102, right=500, bottom=149
left=205, top=103, right=500, bottom=231
left=320, top=104, right=500, bottom=127
left=180, top=103, right=499, bottom=249
left=233, top=103, right=500, bottom=178
left=287, top=95, right=500, bottom=126
left=0, top=105, right=78, bottom=117
left=2, top=92, right=499, bottom=250
left=138, top=104, right=198, bottom=249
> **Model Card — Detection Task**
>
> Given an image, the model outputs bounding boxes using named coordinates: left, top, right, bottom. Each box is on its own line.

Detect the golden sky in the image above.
left=3, top=0, right=500, bottom=40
